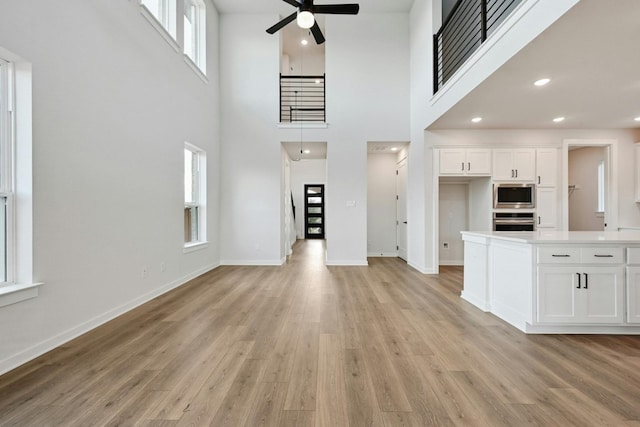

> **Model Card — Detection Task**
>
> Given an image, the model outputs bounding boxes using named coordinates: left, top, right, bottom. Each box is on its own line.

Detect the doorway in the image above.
left=396, top=158, right=408, bottom=260
left=562, top=139, right=618, bottom=231
left=304, top=184, right=325, bottom=239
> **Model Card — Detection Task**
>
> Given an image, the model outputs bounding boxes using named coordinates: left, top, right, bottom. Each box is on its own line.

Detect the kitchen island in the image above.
left=461, top=230, right=640, bottom=334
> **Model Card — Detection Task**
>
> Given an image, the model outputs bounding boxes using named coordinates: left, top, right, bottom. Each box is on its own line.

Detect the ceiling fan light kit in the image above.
left=266, top=0, right=360, bottom=45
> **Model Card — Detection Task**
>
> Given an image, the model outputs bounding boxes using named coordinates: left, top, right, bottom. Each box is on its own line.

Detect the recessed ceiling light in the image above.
left=553, top=117, right=565, bottom=123
left=634, top=116, right=640, bottom=122
left=471, top=117, right=482, bottom=123
left=301, top=39, right=308, bottom=46
left=391, top=147, right=398, bottom=152
left=534, top=78, right=551, bottom=87
left=303, top=149, right=311, bottom=154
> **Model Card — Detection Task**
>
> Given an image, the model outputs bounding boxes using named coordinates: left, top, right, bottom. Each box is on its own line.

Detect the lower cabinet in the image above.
left=627, top=266, right=640, bottom=323
left=538, top=266, right=624, bottom=324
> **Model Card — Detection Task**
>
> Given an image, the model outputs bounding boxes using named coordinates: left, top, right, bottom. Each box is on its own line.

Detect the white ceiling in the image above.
left=282, top=141, right=327, bottom=160
left=429, top=0, right=640, bottom=130
left=211, top=0, right=415, bottom=14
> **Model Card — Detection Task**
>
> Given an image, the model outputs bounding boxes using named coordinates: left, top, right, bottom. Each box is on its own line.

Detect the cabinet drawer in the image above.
left=627, top=247, right=640, bottom=265
left=538, top=247, right=581, bottom=263
left=581, top=247, right=623, bottom=264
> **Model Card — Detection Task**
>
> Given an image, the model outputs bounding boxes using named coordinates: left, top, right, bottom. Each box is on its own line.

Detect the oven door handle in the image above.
left=493, top=220, right=536, bottom=225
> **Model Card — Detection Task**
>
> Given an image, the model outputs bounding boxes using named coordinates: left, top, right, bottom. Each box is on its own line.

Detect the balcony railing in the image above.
left=280, top=74, right=326, bottom=122
left=433, top=0, right=523, bottom=94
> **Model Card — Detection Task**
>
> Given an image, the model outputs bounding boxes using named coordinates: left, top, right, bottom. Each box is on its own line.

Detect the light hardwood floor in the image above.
left=1, top=239, right=640, bottom=426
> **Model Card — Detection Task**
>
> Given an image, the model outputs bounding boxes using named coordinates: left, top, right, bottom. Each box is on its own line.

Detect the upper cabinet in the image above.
left=492, top=149, right=535, bottom=181
left=536, top=148, right=558, bottom=187
left=439, top=148, right=491, bottom=176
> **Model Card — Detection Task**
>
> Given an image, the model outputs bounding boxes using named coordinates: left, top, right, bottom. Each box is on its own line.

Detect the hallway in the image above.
left=1, top=240, right=640, bottom=426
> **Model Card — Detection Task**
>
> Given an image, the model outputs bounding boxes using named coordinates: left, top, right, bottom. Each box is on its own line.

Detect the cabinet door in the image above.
left=627, top=266, right=640, bottom=323
left=492, top=149, right=515, bottom=181
left=512, top=149, right=536, bottom=181
left=439, top=149, right=466, bottom=175
left=466, top=149, right=492, bottom=175
left=580, top=267, right=624, bottom=324
left=536, top=148, right=558, bottom=187
left=537, top=266, right=580, bottom=323
left=536, top=187, right=557, bottom=229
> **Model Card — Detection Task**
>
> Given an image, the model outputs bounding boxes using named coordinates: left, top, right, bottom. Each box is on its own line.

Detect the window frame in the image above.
left=0, top=58, right=14, bottom=284
left=183, top=0, right=207, bottom=74
left=140, top=0, right=179, bottom=50
left=184, top=143, right=207, bottom=251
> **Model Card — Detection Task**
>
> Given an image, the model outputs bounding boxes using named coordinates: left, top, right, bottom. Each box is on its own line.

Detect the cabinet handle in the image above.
left=462, top=162, right=465, bottom=171
left=538, top=176, right=541, bottom=185
left=594, top=254, right=614, bottom=258
left=552, top=254, right=571, bottom=257
left=538, top=216, right=541, bottom=225
left=468, top=162, right=471, bottom=171
left=511, top=169, right=514, bottom=178
left=515, top=169, right=518, bottom=178
left=576, top=273, right=581, bottom=289
left=584, top=273, right=588, bottom=289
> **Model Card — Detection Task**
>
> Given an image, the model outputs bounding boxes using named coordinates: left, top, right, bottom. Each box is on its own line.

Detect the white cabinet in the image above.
left=439, top=148, right=491, bottom=176
left=537, top=246, right=625, bottom=325
left=536, top=148, right=558, bottom=187
left=536, top=187, right=557, bottom=229
left=492, top=149, right=535, bottom=181
left=626, top=248, right=640, bottom=323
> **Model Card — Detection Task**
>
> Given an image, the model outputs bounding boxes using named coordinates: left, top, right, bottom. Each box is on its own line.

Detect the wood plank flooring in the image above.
left=2, top=239, right=640, bottom=426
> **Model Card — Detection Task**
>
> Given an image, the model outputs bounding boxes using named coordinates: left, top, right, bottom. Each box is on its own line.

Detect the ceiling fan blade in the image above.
left=310, top=22, right=325, bottom=44
left=266, top=11, right=297, bottom=34
left=282, top=0, right=301, bottom=7
left=313, top=4, right=359, bottom=14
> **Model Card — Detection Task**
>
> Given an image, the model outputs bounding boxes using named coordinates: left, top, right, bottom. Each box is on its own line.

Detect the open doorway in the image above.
left=562, top=139, right=618, bottom=231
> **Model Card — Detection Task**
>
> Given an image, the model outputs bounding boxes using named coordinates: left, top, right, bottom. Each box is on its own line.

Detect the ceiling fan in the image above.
left=266, top=0, right=360, bottom=45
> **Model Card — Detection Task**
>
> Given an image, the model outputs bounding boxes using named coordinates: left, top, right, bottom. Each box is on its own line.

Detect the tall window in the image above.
left=0, top=58, right=12, bottom=283
left=183, top=0, right=206, bottom=73
left=141, top=0, right=177, bottom=39
left=597, top=159, right=605, bottom=213
left=184, top=144, right=206, bottom=246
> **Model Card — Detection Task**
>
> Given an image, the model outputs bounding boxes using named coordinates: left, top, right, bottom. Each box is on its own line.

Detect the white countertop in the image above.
left=461, top=230, right=640, bottom=244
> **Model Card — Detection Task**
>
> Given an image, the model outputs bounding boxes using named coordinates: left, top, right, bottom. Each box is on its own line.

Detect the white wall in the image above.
left=438, top=183, right=467, bottom=265
left=0, top=1, right=220, bottom=374
left=568, top=147, right=605, bottom=231
left=219, top=13, right=282, bottom=264
left=290, top=159, right=327, bottom=239
left=367, top=154, right=398, bottom=256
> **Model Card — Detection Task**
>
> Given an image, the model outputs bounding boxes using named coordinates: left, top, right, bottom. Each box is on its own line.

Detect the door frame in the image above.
left=562, top=139, right=618, bottom=231
left=396, top=156, right=408, bottom=260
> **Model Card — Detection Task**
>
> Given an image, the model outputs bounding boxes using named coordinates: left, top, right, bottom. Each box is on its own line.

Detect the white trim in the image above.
left=0, top=282, right=42, bottom=308
left=408, top=261, right=437, bottom=275
left=183, top=54, right=208, bottom=83
left=221, top=259, right=285, bottom=266
left=0, top=264, right=219, bottom=376
left=183, top=241, right=208, bottom=253
left=439, top=260, right=463, bottom=266
left=140, top=3, right=180, bottom=53
left=367, top=252, right=398, bottom=257
left=278, top=122, right=329, bottom=129
left=325, top=260, right=369, bottom=266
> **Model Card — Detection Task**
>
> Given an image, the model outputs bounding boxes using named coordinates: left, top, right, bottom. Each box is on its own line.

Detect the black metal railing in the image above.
left=280, top=74, right=325, bottom=122
left=433, top=0, right=522, bottom=93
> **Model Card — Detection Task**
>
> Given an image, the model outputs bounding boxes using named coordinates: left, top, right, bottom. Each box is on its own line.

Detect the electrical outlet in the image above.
left=443, top=242, right=449, bottom=249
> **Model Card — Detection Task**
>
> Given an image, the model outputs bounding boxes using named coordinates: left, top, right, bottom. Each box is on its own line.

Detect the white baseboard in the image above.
left=0, top=263, right=220, bottom=376
left=367, top=252, right=398, bottom=257
left=407, top=261, right=437, bottom=275
left=439, top=260, right=463, bottom=266
left=221, top=259, right=285, bottom=266
left=325, top=260, right=369, bottom=266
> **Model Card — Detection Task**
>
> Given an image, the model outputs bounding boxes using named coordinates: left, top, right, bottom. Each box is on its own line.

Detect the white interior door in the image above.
left=396, top=158, right=408, bottom=261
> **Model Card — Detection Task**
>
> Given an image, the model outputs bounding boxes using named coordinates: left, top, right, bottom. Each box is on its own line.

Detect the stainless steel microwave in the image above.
left=494, top=183, right=535, bottom=209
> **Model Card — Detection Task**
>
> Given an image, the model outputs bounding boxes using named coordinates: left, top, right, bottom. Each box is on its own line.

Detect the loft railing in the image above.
left=433, top=0, right=523, bottom=94
left=280, top=74, right=326, bottom=122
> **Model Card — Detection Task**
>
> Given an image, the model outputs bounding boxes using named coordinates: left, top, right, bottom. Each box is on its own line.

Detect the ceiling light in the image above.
left=471, top=117, right=482, bottom=123
left=301, top=39, right=308, bottom=46
left=303, top=149, right=311, bottom=154
left=534, top=78, right=551, bottom=87
left=391, top=147, right=399, bottom=152
left=297, top=11, right=314, bottom=29
left=634, top=117, right=640, bottom=122
left=315, top=79, right=321, bottom=84
left=553, top=117, right=565, bottom=123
